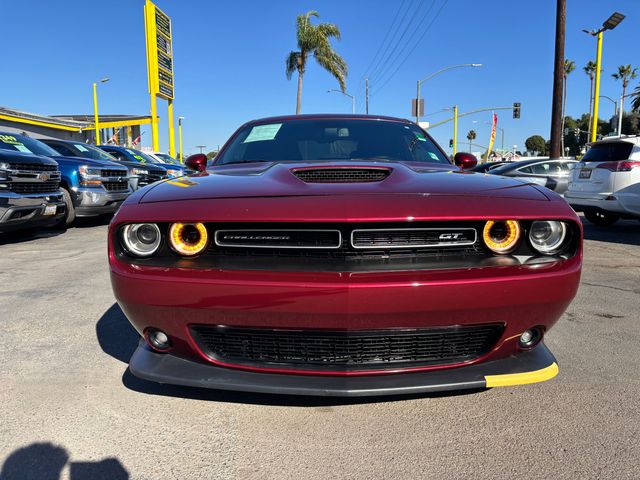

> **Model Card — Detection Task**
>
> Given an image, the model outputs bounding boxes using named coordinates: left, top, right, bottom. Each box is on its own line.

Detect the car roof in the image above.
left=591, top=135, right=640, bottom=146
left=243, top=113, right=413, bottom=126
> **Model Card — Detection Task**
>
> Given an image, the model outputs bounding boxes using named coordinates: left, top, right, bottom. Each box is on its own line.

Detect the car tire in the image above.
left=58, top=188, right=76, bottom=228
left=584, top=210, right=619, bottom=226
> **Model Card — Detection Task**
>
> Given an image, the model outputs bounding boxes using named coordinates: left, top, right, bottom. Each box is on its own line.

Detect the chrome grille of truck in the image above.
left=7, top=163, right=58, bottom=173
left=10, top=181, right=60, bottom=194
left=103, top=181, right=130, bottom=192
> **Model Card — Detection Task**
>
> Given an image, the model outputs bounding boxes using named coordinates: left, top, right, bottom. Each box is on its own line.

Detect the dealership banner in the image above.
left=486, top=113, right=497, bottom=160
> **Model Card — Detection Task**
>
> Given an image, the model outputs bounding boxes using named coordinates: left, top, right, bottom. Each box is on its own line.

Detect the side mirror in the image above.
left=185, top=153, right=207, bottom=172
left=454, top=152, right=478, bottom=170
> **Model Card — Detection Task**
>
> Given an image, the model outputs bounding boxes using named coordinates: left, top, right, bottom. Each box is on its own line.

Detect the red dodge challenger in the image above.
left=109, top=114, right=582, bottom=396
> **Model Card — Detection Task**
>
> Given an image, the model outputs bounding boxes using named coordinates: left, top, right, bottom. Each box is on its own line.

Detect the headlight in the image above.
left=529, top=221, right=567, bottom=254
left=121, top=223, right=162, bottom=257
left=482, top=220, right=521, bottom=254
left=78, top=165, right=101, bottom=177
left=0, top=162, right=9, bottom=181
left=168, top=222, right=208, bottom=256
left=166, top=169, right=181, bottom=177
left=131, top=168, right=149, bottom=176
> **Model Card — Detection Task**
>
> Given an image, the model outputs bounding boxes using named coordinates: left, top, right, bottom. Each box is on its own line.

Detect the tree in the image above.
left=206, top=151, right=218, bottom=160
left=525, top=135, right=546, bottom=155
left=286, top=11, right=347, bottom=114
left=612, top=64, right=638, bottom=133
left=466, top=130, right=476, bottom=150
left=561, top=59, right=575, bottom=155
left=583, top=60, right=597, bottom=138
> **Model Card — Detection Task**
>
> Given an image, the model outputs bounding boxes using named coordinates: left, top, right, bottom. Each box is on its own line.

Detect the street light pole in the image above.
left=584, top=12, right=625, bottom=143
left=92, top=77, right=109, bottom=145
left=327, top=89, right=355, bottom=114
left=178, top=116, right=184, bottom=162
left=415, top=63, right=482, bottom=124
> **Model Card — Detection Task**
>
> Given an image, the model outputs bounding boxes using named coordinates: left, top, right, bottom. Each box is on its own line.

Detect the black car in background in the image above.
left=41, top=140, right=169, bottom=190
left=486, top=158, right=578, bottom=195
left=0, top=137, right=65, bottom=232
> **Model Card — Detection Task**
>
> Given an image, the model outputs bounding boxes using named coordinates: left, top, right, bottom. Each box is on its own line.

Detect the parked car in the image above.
left=19, top=137, right=131, bottom=226
left=109, top=114, right=582, bottom=396
left=41, top=141, right=170, bottom=191
left=565, top=137, right=640, bottom=226
left=470, top=161, right=508, bottom=173
left=99, top=146, right=188, bottom=178
left=0, top=134, right=65, bottom=232
left=487, top=158, right=578, bottom=195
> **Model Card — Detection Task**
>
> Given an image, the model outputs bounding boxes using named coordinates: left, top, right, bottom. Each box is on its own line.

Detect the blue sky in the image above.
left=1, top=0, right=638, bottom=155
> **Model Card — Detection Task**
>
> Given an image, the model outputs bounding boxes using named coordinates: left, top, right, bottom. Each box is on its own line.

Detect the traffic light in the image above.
left=513, top=102, right=521, bottom=119
left=449, top=139, right=454, bottom=148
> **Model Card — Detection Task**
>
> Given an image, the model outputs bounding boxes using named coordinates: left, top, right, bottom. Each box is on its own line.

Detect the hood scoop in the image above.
left=291, top=166, right=391, bottom=183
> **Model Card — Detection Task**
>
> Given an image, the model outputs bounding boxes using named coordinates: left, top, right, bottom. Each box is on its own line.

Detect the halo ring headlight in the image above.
left=529, top=221, right=567, bottom=254
left=482, top=220, right=521, bottom=254
left=121, top=223, right=161, bottom=257
left=169, top=222, right=209, bottom=256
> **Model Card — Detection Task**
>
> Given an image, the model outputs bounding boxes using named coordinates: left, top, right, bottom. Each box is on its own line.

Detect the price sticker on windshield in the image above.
left=244, top=123, right=282, bottom=143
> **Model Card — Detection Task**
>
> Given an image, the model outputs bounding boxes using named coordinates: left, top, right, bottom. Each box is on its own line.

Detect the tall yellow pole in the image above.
left=590, top=31, right=603, bottom=143
left=93, top=83, right=101, bottom=145
left=178, top=117, right=183, bottom=162
left=453, top=105, right=458, bottom=155
left=167, top=100, right=175, bottom=156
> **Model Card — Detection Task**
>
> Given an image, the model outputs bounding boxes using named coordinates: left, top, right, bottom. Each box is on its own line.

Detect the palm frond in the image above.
left=286, top=51, right=302, bottom=79
left=631, top=85, right=640, bottom=112
left=317, top=22, right=341, bottom=40
left=314, top=47, right=348, bottom=92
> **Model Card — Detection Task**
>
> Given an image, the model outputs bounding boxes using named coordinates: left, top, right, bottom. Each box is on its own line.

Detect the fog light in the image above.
left=146, top=329, right=172, bottom=352
left=519, top=328, right=542, bottom=349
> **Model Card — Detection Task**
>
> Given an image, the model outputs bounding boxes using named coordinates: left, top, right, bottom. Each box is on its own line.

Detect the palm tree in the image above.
left=466, top=130, right=476, bottom=151
left=612, top=64, right=638, bottom=129
left=561, top=59, right=575, bottom=156
left=583, top=60, right=597, bottom=138
left=286, top=11, right=348, bottom=114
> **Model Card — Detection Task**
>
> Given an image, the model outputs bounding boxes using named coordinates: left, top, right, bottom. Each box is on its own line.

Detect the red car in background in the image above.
left=109, top=114, right=582, bottom=396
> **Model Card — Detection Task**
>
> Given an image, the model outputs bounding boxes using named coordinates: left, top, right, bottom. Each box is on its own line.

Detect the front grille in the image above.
left=352, top=228, right=477, bottom=248
left=100, top=169, right=128, bottom=178
left=215, top=229, right=341, bottom=249
left=103, top=181, right=129, bottom=192
left=292, top=167, right=391, bottom=183
left=191, top=325, right=504, bottom=371
left=10, top=181, right=59, bottom=194
left=8, top=163, right=58, bottom=173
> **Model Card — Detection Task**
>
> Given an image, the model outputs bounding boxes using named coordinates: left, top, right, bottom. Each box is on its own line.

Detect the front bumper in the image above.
left=129, top=340, right=558, bottom=396
left=75, top=188, right=130, bottom=217
left=0, top=192, right=65, bottom=232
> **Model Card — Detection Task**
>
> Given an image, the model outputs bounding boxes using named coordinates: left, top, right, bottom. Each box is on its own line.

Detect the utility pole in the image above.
left=365, top=78, right=369, bottom=114
left=549, top=0, right=565, bottom=159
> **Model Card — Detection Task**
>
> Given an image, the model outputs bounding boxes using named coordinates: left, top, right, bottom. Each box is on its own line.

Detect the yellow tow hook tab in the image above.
left=484, top=362, right=559, bottom=388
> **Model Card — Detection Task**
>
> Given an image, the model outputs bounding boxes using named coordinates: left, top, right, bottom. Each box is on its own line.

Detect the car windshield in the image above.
left=70, top=143, right=120, bottom=161
left=582, top=142, right=633, bottom=162
left=216, top=119, right=451, bottom=165
left=126, top=148, right=161, bottom=164
left=0, top=133, right=60, bottom=157
left=155, top=153, right=180, bottom=165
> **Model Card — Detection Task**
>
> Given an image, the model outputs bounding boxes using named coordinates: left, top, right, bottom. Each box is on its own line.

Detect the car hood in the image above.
left=53, top=155, right=128, bottom=169
left=112, top=160, right=167, bottom=173
left=0, top=149, right=59, bottom=166
left=138, top=161, right=550, bottom=204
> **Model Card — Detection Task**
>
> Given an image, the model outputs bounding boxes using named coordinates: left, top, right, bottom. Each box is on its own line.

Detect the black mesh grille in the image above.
left=10, top=181, right=59, bottom=194
left=103, top=181, right=129, bottom=192
left=8, top=163, right=58, bottom=173
left=100, top=169, right=128, bottom=178
left=352, top=229, right=476, bottom=248
left=293, top=168, right=390, bottom=183
left=191, top=325, right=503, bottom=371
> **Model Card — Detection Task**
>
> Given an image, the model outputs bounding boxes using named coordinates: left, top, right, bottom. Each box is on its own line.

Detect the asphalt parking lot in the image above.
left=1, top=217, right=639, bottom=480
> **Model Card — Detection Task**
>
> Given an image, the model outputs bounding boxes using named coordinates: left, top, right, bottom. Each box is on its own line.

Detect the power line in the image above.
left=370, top=0, right=436, bottom=86
left=367, top=0, right=418, bottom=83
left=357, top=0, right=407, bottom=91
left=370, top=0, right=450, bottom=96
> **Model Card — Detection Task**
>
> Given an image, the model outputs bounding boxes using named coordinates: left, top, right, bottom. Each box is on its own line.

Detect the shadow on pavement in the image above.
left=96, top=304, right=139, bottom=364
left=96, top=306, right=489, bottom=407
left=0, top=214, right=111, bottom=245
left=581, top=217, right=640, bottom=246
left=0, top=442, right=128, bottom=480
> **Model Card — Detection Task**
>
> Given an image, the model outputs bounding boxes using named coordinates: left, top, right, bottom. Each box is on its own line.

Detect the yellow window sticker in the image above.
left=244, top=123, right=282, bottom=143
left=0, top=135, right=20, bottom=145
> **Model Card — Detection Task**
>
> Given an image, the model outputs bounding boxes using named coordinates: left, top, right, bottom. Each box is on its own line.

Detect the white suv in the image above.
left=565, top=136, right=640, bottom=226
